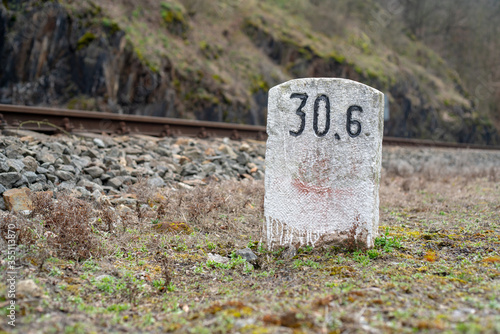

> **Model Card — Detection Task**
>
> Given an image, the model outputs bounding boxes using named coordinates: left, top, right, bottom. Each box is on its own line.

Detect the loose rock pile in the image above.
left=0, top=131, right=266, bottom=210
left=1, top=130, right=499, bottom=211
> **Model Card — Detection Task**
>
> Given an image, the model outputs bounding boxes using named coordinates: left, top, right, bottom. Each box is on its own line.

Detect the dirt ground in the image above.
left=0, top=171, right=499, bottom=333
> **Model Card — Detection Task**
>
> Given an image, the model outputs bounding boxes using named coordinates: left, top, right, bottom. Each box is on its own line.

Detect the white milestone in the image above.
left=264, top=78, right=384, bottom=249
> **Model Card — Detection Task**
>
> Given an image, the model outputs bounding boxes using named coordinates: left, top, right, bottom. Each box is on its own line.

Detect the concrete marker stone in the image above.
left=264, top=78, right=384, bottom=249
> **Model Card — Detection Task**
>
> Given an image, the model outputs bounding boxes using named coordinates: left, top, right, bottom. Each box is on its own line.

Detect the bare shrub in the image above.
left=0, top=211, right=50, bottom=270
left=126, top=177, right=157, bottom=205
left=135, top=201, right=146, bottom=222
left=30, top=190, right=55, bottom=218
left=99, top=206, right=117, bottom=233
left=30, top=192, right=101, bottom=261
left=156, top=180, right=265, bottom=241
left=184, top=186, right=227, bottom=225
left=0, top=212, right=34, bottom=246
left=106, top=180, right=265, bottom=250
left=156, top=203, right=167, bottom=220
left=119, top=210, right=137, bottom=233
left=123, top=275, right=139, bottom=305
left=155, top=252, right=172, bottom=289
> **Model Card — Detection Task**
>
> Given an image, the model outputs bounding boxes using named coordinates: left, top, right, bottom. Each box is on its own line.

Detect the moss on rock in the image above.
left=76, top=32, right=96, bottom=50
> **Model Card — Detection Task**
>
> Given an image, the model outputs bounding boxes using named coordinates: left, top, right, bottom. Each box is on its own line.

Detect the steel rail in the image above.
left=0, top=104, right=266, bottom=140
left=0, top=104, right=499, bottom=150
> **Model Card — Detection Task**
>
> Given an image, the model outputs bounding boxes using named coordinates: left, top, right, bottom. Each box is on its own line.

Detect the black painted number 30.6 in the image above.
left=289, top=93, right=362, bottom=139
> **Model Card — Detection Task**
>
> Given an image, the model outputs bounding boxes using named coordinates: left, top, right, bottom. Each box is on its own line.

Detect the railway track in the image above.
left=1, top=103, right=499, bottom=150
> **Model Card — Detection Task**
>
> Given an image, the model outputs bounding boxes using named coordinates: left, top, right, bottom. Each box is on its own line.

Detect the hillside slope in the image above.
left=0, top=0, right=498, bottom=145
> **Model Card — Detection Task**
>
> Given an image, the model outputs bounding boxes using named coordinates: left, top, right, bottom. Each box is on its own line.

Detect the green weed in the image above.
left=375, top=228, right=403, bottom=252
left=293, top=259, right=321, bottom=269
left=352, top=251, right=370, bottom=266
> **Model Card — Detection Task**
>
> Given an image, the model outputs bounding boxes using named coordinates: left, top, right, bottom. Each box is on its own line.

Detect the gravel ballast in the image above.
left=1, top=131, right=500, bottom=210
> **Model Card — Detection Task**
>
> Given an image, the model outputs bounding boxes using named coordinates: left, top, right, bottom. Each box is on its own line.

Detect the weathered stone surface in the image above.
left=29, top=183, right=44, bottom=192
left=201, top=162, right=217, bottom=175
left=7, top=159, right=25, bottom=173
left=107, top=147, right=123, bottom=158
left=0, top=172, right=21, bottom=187
left=234, top=248, right=258, bottom=264
left=45, top=142, right=66, bottom=154
left=184, top=148, right=203, bottom=161
left=22, top=156, right=38, bottom=172
left=93, top=138, right=106, bottom=148
left=0, top=160, right=8, bottom=173
left=155, top=147, right=171, bottom=157
left=218, top=144, right=238, bottom=159
left=82, top=149, right=100, bottom=159
left=3, top=188, right=32, bottom=212
left=77, top=179, right=103, bottom=192
left=239, top=143, right=251, bottom=152
left=264, top=78, right=384, bottom=248
left=23, top=171, right=38, bottom=183
left=177, top=182, right=193, bottom=190
left=147, top=177, right=166, bottom=188
left=58, top=181, right=77, bottom=191
left=280, top=245, right=297, bottom=260
left=36, top=166, right=49, bottom=174
left=16, top=279, right=43, bottom=299
left=4, top=144, right=25, bottom=158
left=136, top=154, right=153, bottom=164
left=125, top=147, right=143, bottom=155
left=74, top=186, right=92, bottom=198
left=13, top=174, right=28, bottom=187
left=58, top=165, right=76, bottom=173
left=207, top=253, right=229, bottom=264
left=107, top=177, right=123, bottom=189
left=237, top=152, right=250, bottom=165
left=84, top=166, right=105, bottom=178
left=230, top=163, right=246, bottom=175
left=55, top=170, right=74, bottom=181
left=46, top=174, right=59, bottom=183
left=72, top=156, right=91, bottom=170
left=37, top=151, right=57, bottom=164
left=61, top=155, right=72, bottom=165
left=181, top=163, right=201, bottom=176
left=177, top=155, right=191, bottom=165
left=182, top=179, right=206, bottom=186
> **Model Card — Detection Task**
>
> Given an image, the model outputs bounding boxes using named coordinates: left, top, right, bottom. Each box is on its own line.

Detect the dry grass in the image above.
left=0, top=174, right=498, bottom=333
left=29, top=192, right=102, bottom=261
left=125, top=178, right=264, bottom=240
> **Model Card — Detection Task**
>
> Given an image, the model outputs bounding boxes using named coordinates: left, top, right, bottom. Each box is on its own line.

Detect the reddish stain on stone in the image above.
left=291, top=179, right=355, bottom=202
left=291, top=178, right=332, bottom=196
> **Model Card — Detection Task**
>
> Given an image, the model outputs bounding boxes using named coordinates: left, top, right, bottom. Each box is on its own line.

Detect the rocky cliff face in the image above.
left=0, top=1, right=498, bottom=145
left=0, top=2, right=181, bottom=117
left=0, top=1, right=249, bottom=122
left=242, top=19, right=498, bottom=145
